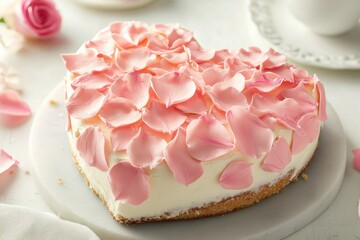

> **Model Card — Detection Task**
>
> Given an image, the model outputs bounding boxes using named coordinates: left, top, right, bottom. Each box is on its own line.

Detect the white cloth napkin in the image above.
left=0, top=204, right=100, bottom=240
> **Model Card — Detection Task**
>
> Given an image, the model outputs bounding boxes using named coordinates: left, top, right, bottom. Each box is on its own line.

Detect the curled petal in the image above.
left=263, top=48, right=287, bottom=70
left=161, top=51, right=189, bottom=64
left=315, top=77, right=327, bottom=121
left=219, top=160, right=253, bottom=189
left=62, top=48, right=109, bottom=75
left=164, top=128, right=203, bottom=186
left=186, top=114, right=234, bottom=161
left=233, top=47, right=267, bottom=68
left=201, top=67, right=228, bottom=87
left=227, top=105, right=274, bottom=158
left=110, top=21, right=149, bottom=49
left=352, top=149, right=360, bottom=172
left=110, top=126, right=139, bottom=152
left=86, top=28, right=115, bottom=57
left=76, top=127, right=108, bottom=171
left=115, top=48, right=156, bottom=72
left=262, top=137, right=291, bottom=172
left=127, top=127, right=167, bottom=168
left=167, top=27, right=193, bottom=49
left=142, top=101, right=187, bottom=133
left=66, top=88, right=106, bottom=119
left=111, top=71, right=151, bottom=109
left=186, top=41, right=215, bottom=63
left=283, top=82, right=317, bottom=113
left=0, top=90, right=31, bottom=127
left=71, top=72, right=112, bottom=89
left=152, top=71, right=196, bottom=107
left=292, top=113, right=320, bottom=154
left=0, top=149, right=19, bottom=174
left=174, top=92, right=207, bottom=114
left=108, top=162, right=150, bottom=205
left=98, top=98, right=141, bottom=128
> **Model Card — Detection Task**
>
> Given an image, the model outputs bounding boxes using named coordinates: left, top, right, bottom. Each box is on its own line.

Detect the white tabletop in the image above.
left=0, top=0, right=359, bottom=239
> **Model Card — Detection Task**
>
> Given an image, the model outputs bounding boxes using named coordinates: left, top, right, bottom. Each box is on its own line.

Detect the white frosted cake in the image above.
left=62, top=21, right=327, bottom=224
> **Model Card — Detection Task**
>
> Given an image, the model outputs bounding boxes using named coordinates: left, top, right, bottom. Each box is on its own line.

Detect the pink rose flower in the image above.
left=1, top=0, right=61, bottom=39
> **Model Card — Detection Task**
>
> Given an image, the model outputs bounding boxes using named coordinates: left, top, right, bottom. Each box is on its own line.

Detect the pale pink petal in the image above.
left=224, top=56, right=249, bottom=75
left=227, top=105, right=274, bottom=158
left=147, top=33, right=170, bottom=53
left=219, top=160, right=253, bottom=189
left=186, top=114, right=234, bottom=161
left=161, top=51, right=189, bottom=64
left=115, top=48, right=156, bottom=72
left=167, top=27, right=193, bottom=49
left=164, top=128, right=203, bottom=186
left=110, top=71, right=151, bottom=109
left=142, top=100, right=187, bottom=133
left=283, top=82, right=317, bottom=114
left=315, top=77, right=327, bottom=121
left=127, top=127, right=167, bottom=168
left=71, top=72, right=112, bottom=89
left=152, top=71, right=196, bottom=107
left=262, top=48, right=287, bottom=69
left=208, top=73, right=247, bottom=111
left=353, top=149, right=360, bottom=172
left=262, top=137, right=291, bottom=172
left=0, top=90, right=31, bottom=127
left=186, top=41, right=215, bottom=63
left=174, top=92, right=207, bottom=114
left=86, top=28, right=115, bottom=57
left=0, top=149, right=19, bottom=174
left=110, top=22, right=149, bottom=49
left=66, top=88, right=106, bottom=119
left=76, top=127, right=108, bottom=171
left=98, top=98, right=141, bottom=128
left=108, top=162, right=150, bottom=205
left=201, top=67, right=228, bottom=87
left=233, top=47, right=268, bottom=68
left=62, top=48, right=110, bottom=75
left=110, top=126, right=139, bottom=152
left=292, top=113, right=321, bottom=154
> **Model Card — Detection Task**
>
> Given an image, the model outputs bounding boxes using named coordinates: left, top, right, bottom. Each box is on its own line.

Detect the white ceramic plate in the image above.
left=29, top=83, right=346, bottom=240
left=249, top=0, right=360, bottom=69
left=70, top=0, right=154, bottom=10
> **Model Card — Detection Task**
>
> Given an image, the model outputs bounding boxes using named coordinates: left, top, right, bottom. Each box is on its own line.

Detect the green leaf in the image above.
left=0, top=18, right=5, bottom=24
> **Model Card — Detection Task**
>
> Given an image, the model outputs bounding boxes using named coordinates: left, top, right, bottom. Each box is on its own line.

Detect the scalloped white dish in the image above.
left=29, top=82, right=346, bottom=240
left=249, top=0, right=360, bottom=69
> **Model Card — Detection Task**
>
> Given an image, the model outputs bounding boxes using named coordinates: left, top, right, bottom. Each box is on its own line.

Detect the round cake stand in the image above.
left=29, top=82, right=346, bottom=240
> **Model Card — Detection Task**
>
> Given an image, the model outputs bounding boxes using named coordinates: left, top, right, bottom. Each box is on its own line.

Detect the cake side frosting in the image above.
left=62, top=21, right=327, bottom=222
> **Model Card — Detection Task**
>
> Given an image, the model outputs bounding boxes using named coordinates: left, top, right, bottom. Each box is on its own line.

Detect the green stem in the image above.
left=0, top=18, right=5, bottom=24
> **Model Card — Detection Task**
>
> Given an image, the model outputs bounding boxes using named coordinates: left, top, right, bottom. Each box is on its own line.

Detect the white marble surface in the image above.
left=0, top=0, right=359, bottom=239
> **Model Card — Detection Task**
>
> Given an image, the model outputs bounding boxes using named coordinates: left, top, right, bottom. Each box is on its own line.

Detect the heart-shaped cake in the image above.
left=62, top=21, right=327, bottom=224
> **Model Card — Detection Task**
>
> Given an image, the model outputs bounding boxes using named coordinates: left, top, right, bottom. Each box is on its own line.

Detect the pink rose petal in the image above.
left=110, top=21, right=149, bottom=49
left=262, top=48, right=287, bottom=69
left=282, top=82, right=317, bottom=113
left=219, top=160, right=253, bottom=189
left=110, top=71, right=151, bottom=109
left=186, top=114, right=234, bottom=161
left=115, top=48, right=156, bottom=72
left=174, top=92, right=207, bottom=115
left=62, top=48, right=110, bottom=75
left=0, top=90, right=31, bottom=127
left=164, top=128, right=203, bottom=186
left=352, top=149, right=360, bottom=172
left=315, top=77, right=327, bottom=121
left=142, top=100, right=187, bottom=134
left=98, top=98, right=141, bottom=128
left=108, top=162, right=150, bottom=205
left=233, top=47, right=268, bottom=68
left=66, top=87, right=106, bottom=119
left=227, top=105, right=274, bottom=158
left=110, top=126, right=139, bottom=152
left=262, top=137, right=291, bottom=172
left=292, top=113, right=321, bottom=154
left=186, top=41, right=215, bottom=63
left=0, top=149, right=19, bottom=174
left=86, top=28, right=115, bottom=57
left=201, top=67, right=228, bottom=87
left=127, top=127, right=167, bottom=168
left=152, top=71, right=196, bottom=107
left=76, top=127, right=108, bottom=171
left=71, top=72, right=112, bottom=89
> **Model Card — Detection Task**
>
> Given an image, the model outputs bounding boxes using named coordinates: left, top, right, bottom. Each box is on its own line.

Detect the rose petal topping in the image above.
left=111, top=71, right=151, bottom=109
left=201, top=67, right=228, bottom=87
left=292, top=113, right=320, bottom=154
left=98, top=98, right=141, bottom=128
left=0, top=90, right=31, bottom=127
left=0, top=149, right=19, bottom=174
left=174, top=92, right=207, bottom=114
left=110, top=126, right=139, bottom=152
left=108, top=162, right=150, bottom=205
left=234, top=47, right=268, bottom=68
left=110, top=21, right=148, bottom=49
left=352, top=149, right=360, bottom=172
left=115, top=48, right=155, bottom=72
left=72, top=72, right=112, bottom=89
left=66, top=88, right=106, bottom=119
left=152, top=71, right=196, bottom=107
left=187, top=41, right=215, bottom=63
left=62, top=48, right=109, bottom=75
left=227, top=105, right=274, bottom=158
left=186, top=114, right=234, bottom=161
left=76, top=127, right=108, bottom=171
left=262, top=137, right=291, bottom=172
left=315, top=77, right=327, bottom=121
left=283, top=82, right=317, bottom=113
left=127, top=127, right=167, bottom=168
left=142, top=101, right=187, bottom=134
left=219, top=160, right=253, bottom=189
left=164, top=128, right=203, bottom=186
left=86, top=28, right=115, bottom=57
